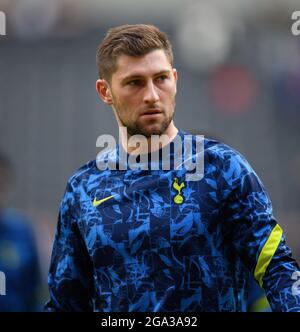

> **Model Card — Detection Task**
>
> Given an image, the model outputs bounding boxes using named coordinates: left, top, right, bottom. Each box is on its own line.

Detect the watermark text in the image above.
left=0, top=271, right=6, bottom=295
left=291, top=11, right=300, bottom=36
left=96, top=127, right=204, bottom=181
left=292, top=271, right=300, bottom=296
left=0, top=11, right=6, bottom=36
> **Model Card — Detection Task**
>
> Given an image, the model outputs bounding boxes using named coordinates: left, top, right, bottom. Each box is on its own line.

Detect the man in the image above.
left=0, top=153, right=41, bottom=311
left=46, top=24, right=300, bottom=312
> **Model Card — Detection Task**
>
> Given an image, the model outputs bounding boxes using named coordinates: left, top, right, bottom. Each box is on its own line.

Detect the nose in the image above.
left=143, top=81, right=159, bottom=104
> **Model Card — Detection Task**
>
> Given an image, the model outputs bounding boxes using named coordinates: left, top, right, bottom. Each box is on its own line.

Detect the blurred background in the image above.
left=0, top=0, right=299, bottom=310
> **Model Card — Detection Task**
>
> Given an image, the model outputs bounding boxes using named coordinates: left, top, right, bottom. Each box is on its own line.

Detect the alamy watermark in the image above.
left=96, top=127, right=204, bottom=181
left=292, top=271, right=300, bottom=296
left=291, top=11, right=300, bottom=36
left=0, top=271, right=6, bottom=296
left=0, top=11, right=6, bottom=36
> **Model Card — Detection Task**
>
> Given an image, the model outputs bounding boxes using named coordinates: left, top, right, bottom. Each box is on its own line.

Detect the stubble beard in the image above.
left=114, top=98, right=176, bottom=138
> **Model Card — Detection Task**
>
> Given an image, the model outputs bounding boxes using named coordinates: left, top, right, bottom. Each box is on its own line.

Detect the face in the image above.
left=97, top=49, right=178, bottom=138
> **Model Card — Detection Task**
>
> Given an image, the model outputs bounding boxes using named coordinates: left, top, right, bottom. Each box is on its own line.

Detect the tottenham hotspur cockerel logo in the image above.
left=172, top=177, right=186, bottom=204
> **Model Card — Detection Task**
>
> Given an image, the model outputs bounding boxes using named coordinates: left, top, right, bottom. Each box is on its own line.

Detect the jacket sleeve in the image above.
left=222, top=150, right=300, bottom=312
left=45, top=179, right=94, bottom=311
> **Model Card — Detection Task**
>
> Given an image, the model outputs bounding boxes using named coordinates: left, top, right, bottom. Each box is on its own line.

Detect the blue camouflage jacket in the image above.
left=45, top=130, right=300, bottom=311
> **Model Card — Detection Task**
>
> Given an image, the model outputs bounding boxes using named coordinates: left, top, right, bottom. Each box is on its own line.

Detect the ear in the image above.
left=96, top=79, right=113, bottom=105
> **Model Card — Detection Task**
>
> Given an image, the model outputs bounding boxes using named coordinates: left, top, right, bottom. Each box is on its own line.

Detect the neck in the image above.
left=119, top=122, right=178, bottom=155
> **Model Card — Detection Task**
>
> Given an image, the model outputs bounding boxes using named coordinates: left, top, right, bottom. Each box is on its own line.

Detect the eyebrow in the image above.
left=121, top=69, right=172, bottom=83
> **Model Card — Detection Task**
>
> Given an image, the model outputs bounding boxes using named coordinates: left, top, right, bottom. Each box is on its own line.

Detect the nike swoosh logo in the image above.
left=93, top=195, right=115, bottom=207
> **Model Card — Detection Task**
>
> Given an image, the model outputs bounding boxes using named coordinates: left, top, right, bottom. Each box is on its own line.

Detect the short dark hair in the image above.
left=96, top=24, right=174, bottom=82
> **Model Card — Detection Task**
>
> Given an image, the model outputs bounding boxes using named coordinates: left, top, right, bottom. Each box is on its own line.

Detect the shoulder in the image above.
left=63, top=159, right=100, bottom=197
left=181, top=130, right=257, bottom=183
left=68, top=159, right=98, bottom=185
left=181, top=129, right=250, bottom=168
left=64, top=153, right=118, bottom=195
left=202, top=138, right=265, bottom=196
left=204, top=138, right=251, bottom=171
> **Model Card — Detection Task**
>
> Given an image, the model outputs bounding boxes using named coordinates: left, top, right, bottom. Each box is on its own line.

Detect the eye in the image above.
left=127, top=79, right=141, bottom=86
left=156, top=75, right=168, bottom=82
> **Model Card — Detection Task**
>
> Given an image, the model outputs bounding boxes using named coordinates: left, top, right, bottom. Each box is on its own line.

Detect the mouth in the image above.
left=140, top=109, right=163, bottom=117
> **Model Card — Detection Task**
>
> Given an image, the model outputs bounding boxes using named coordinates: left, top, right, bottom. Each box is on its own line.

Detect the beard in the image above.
left=121, top=111, right=174, bottom=138
left=113, top=97, right=176, bottom=138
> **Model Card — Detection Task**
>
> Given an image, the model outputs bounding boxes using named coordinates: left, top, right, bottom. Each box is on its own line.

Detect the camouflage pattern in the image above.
left=45, top=130, right=300, bottom=312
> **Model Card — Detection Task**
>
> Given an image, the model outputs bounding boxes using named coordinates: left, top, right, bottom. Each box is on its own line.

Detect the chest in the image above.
left=80, top=170, right=222, bottom=258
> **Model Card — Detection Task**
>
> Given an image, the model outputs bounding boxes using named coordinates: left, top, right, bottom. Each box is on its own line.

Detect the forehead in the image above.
left=113, top=49, right=172, bottom=80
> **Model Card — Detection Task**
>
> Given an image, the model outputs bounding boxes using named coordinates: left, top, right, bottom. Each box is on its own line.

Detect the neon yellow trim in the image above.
left=254, top=224, right=283, bottom=288
left=249, top=296, right=271, bottom=312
